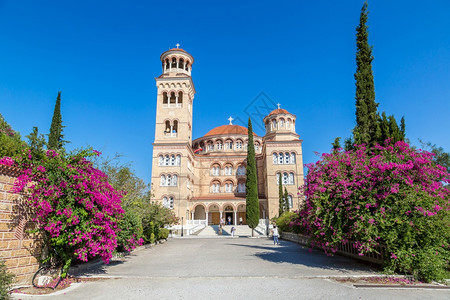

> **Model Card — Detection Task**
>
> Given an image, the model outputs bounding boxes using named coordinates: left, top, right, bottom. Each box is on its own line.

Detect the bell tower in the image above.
left=154, top=45, right=195, bottom=145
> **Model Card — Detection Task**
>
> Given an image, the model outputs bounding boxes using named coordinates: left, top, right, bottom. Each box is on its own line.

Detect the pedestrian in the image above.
left=272, top=225, right=279, bottom=245
left=239, top=217, right=243, bottom=225
left=219, top=224, right=223, bottom=235
left=227, top=216, right=231, bottom=225
left=231, top=226, right=235, bottom=238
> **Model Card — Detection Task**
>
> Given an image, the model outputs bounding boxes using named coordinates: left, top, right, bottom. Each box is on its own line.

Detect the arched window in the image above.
left=212, top=182, right=220, bottom=193
left=225, top=182, right=233, bottom=193
left=255, top=143, right=260, bottom=152
left=216, top=141, right=223, bottom=150
left=173, top=120, right=178, bottom=133
left=163, top=196, right=174, bottom=209
left=185, top=61, right=189, bottom=71
left=164, top=155, right=170, bottom=166
left=280, top=119, right=284, bottom=127
left=237, top=165, right=246, bottom=176
left=172, top=175, right=178, bottom=186
left=284, top=152, right=290, bottom=164
left=211, top=165, right=220, bottom=176
left=179, top=58, right=184, bottom=69
left=286, top=118, right=291, bottom=128
left=288, top=195, right=293, bottom=208
left=178, top=91, right=183, bottom=104
left=290, top=152, right=296, bottom=164
left=273, top=153, right=278, bottom=164
left=165, top=59, right=169, bottom=70
left=282, top=172, right=288, bottom=185
left=278, top=153, right=284, bottom=164
left=159, top=155, right=164, bottom=166
left=272, top=120, right=277, bottom=130
left=236, top=140, right=243, bottom=150
left=160, top=175, right=166, bottom=186
left=289, top=172, right=294, bottom=185
left=170, top=155, right=176, bottom=166
left=163, top=92, right=168, bottom=104
left=166, top=175, right=172, bottom=186
left=225, top=165, right=232, bottom=176
left=226, top=140, right=233, bottom=150
left=176, top=155, right=181, bottom=166
left=170, top=92, right=176, bottom=104
left=238, top=182, right=246, bottom=193
left=171, top=57, right=177, bottom=68
left=207, top=141, right=214, bottom=151
left=165, top=121, right=171, bottom=135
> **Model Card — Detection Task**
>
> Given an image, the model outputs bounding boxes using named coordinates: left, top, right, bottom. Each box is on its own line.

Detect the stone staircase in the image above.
left=195, top=225, right=261, bottom=237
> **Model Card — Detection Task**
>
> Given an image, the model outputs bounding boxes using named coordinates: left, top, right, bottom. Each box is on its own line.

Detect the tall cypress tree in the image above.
left=278, top=175, right=284, bottom=216
left=332, top=137, right=342, bottom=152
left=283, top=187, right=290, bottom=213
left=353, top=1, right=379, bottom=147
left=245, top=118, right=260, bottom=235
left=48, top=91, right=65, bottom=150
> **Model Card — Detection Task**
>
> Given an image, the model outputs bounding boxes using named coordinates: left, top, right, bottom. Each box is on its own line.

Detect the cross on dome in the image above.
left=176, top=43, right=180, bottom=48
left=228, top=116, right=234, bottom=125
left=277, top=103, right=281, bottom=109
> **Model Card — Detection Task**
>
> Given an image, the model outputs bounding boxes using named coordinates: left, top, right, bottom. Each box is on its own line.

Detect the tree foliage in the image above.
left=283, top=187, right=290, bottom=212
left=353, top=1, right=379, bottom=147
left=246, top=118, right=260, bottom=230
left=0, top=113, right=26, bottom=158
left=48, top=92, right=66, bottom=150
left=278, top=174, right=284, bottom=216
left=419, top=139, right=450, bottom=173
left=0, top=259, right=14, bottom=300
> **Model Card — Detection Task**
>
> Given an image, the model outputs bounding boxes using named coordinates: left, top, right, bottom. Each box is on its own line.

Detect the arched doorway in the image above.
left=194, top=205, right=206, bottom=220
left=223, top=205, right=234, bottom=225
left=237, top=203, right=246, bottom=225
left=208, top=204, right=220, bottom=225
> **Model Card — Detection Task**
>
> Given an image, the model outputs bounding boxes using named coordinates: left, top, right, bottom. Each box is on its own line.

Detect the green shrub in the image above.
left=159, top=228, right=169, bottom=240
left=143, top=221, right=155, bottom=244
left=274, top=211, right=297, bottom=233
left=116, top=210, right=144, bottom=252
left=0, top=260, right=13, bottom=300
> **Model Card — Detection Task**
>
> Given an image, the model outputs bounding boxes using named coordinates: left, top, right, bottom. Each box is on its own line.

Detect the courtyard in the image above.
left=13, top=238, right=449, bottom=299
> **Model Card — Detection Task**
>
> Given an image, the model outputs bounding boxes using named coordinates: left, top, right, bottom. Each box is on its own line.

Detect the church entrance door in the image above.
left=225, top=212, right=233, bottom=225
left=211, top=212, right=220, bottom=225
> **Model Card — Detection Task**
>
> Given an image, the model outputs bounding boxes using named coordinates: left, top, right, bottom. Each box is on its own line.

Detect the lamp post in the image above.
left=181, top=217, right=184, bottom=237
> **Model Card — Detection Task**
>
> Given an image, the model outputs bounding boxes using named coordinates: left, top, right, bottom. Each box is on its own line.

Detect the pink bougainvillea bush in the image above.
left=1, top=149, right=125, bottom=275
left=297, top=141, right=449, bottom=281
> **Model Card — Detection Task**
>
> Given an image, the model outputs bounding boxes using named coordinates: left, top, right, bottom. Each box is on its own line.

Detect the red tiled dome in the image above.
left=204, top=125, right=258, bottom=137
left=268, top=108, right=290, bottom=116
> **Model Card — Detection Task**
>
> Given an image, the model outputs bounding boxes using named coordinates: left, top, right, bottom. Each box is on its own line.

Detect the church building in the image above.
left=151, top=46, right=305, bottom=226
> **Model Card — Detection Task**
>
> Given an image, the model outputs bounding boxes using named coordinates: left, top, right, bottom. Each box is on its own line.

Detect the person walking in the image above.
left=272, top=225, right=280, bottom=245
left=231, top=226, right=236, bottom=238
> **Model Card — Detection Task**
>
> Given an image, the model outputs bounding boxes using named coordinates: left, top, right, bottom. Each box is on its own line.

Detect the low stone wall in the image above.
left=0, top=165, right=40, bottom=285
left=281, top=231, right=385, bottom=265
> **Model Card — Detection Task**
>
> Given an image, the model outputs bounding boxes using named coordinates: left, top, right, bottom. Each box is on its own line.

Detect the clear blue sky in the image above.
left=1, top=0, right=449, bottom=184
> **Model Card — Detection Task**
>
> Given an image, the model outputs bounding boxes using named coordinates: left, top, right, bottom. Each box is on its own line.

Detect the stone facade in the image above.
left=151, top=47, right=305, bottom=225
left=0, top=165, right=40, bottom=284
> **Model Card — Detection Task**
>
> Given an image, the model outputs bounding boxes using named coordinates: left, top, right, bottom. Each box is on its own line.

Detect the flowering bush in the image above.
left=297, top=141, right=449, bottom=281
left=1, top=149, right=125, bottom=275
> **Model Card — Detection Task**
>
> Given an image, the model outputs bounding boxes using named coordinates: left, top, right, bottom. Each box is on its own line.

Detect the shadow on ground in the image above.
left=228, top=239, right=378, bottom=274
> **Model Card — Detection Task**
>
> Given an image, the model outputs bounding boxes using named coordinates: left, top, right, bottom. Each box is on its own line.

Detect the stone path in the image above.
left=12, top=238, right=449, bottom=299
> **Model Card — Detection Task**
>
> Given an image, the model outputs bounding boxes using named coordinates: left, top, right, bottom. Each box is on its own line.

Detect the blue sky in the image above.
left=1, top=0, right=449, bottom=184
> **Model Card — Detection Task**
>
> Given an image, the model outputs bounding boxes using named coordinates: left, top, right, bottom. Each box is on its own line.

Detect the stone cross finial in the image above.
left=277, top=103, right=281, bottom=109
left=176, top=43, right=180, bottom=48
left=228, top=116, right=234, bottom=125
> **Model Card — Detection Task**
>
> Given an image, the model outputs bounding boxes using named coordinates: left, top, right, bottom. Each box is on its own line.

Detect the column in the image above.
left=175, top=95, right=179, bottom=105
left=176, top=59, right=179, bottom=69
left=170, top=125, right=173, bottom=136
left=234, top=211, right=237, bottom=225
left=219, top=211, right=223, bottom=221
left=206, top=211, right=209, bottom=225
left=191, top=211, right=194, bottom=221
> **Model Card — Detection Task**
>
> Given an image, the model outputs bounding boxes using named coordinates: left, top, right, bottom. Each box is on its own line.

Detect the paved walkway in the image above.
left=13, top=238, right=449, bottom=299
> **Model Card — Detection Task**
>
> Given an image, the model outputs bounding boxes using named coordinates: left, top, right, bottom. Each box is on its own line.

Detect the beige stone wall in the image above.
left=0, top=165, right=40, bottom=285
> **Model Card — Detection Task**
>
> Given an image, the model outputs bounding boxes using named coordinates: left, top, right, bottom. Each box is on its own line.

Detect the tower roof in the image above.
left=204, top=125, right=258, bottom=137
left=268, top=108, right=291, bottom=116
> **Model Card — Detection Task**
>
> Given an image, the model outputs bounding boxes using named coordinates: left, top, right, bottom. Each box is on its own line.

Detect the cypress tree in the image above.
left=283, top=187, right=290, bottom=212
left=278, top=174, right=284, bottom=216
left=388, top=115, right=401, bottom=143
left=245, top=118, right=260, bottom=236
left=353, top=1, right=379, bottom=147
left=332, top=137, right=342, bottom=152
left=400, top=116, right=406, bottom=140
left=48, top=91, right=65, bottom=150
